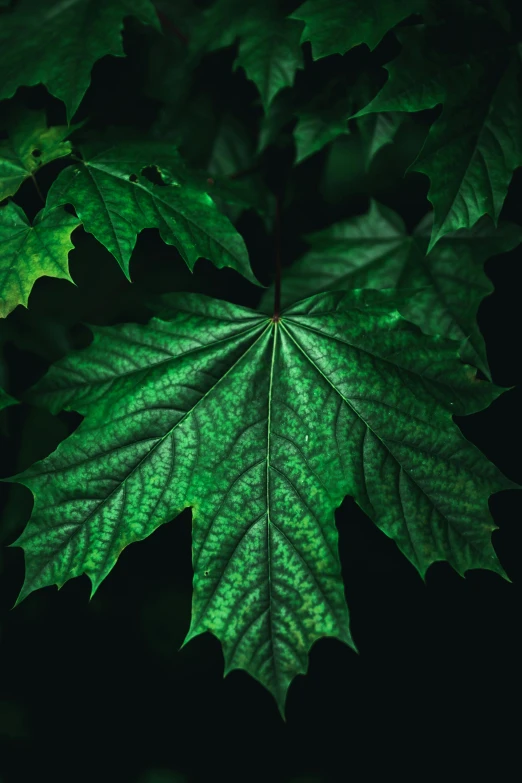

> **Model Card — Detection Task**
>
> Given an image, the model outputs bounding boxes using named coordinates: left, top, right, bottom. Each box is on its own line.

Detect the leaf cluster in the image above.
left=0, top=0, right=520, bottom=716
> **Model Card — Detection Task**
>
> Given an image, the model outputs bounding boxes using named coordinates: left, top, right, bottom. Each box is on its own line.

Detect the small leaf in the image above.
left=0, top=202, right=81, bottom=318
left=353, top=25, right=473, bottom=117
left=0, top=109, right=72, bottom=201
left=411, top=54, right=522, bottom=249
left=357, top=112, right=402, bottom=170
left=190, top=0, right=303, bottom=111
left=260, top=200, right=522, bottom=376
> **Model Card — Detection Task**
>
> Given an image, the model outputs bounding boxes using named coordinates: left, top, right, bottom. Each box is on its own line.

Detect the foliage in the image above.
left=0, top=0, right=519, bottom=721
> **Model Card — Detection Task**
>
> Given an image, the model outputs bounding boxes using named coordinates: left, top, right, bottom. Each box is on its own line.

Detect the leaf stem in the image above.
left=273, top=194, right=282, bottom=321
left=156, top=10, right=189, bottom=44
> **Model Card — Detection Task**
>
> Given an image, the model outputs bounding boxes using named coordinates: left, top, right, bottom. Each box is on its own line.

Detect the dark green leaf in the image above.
left=0, top=202, right=81, bottom=318
left=45, top=142, right=258, bottom=284
left=0, top=0, right=160, bottom=122
left=290, top=0, right=423, bottom=60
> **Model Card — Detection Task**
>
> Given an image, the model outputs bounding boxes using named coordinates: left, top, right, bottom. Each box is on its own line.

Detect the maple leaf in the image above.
left=12, top=290, right=512, bottom=715
left=189, top=0, right=304, bottom=112
left=355, top=26, right=522, bottom=249
left=0, top=202, right=81, bottom=319
left=233, top=12, right=304, bottom=111
left=45, top=141, right=257, bottom=284
left=0, top=0, right=160, bottom=122
left=290, top=0, right=422, bottom=60
left=259, top=201, right=522, bottom=377
left=0, top=109, right=72, bottom=201
left=293, top=100, right=401, bottom=166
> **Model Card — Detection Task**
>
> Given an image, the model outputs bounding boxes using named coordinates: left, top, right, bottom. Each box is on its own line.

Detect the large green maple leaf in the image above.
left=45, top=142, right=257, bottom=283
left=0, top=109, right=72, bottom=201
left=0, top=202, right=81, bottom=318
left=260, top=201, right=522, bottom=377
left=355, top=27, right=522, bottom=249
left=290, top=0, right=423, bottom=60
left=11, top=290, right=512, bottom=714
left=0, top=0, right=159, bottom=122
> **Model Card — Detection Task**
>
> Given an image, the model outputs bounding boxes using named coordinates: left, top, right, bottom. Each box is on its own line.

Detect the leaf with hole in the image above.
left=45, top=141, right=257, bottom=283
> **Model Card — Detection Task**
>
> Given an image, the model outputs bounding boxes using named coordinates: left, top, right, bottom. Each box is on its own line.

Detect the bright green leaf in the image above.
left=0, top=0, right=160, bottom=122
left=290, top=0, right=423, bottom=60
left=14, top=290, right=512, bottom=714
left=0, top=202, right=81, bottom=318
left=46, top=142, right=258, bottom=284
left=0, top=109, right=72, bottom=201
left=259, top=200, right=522, bottom=376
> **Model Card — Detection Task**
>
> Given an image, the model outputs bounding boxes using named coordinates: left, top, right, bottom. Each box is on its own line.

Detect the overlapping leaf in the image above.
left=0, top=109, right=72, bottom=201
left=45, top=142, right=257, bottom=283
left=0, top=387, right=16, bottom=411
left=0, top=202, right=81, bottom=318
left=355, top=26, right=522, bottom=249
left=259, top=201, right=522, bottom=376
left=190, top=0, right=304, bottom=111
left=13, top=290, right=512, bottom=714
left=0, top=0, right=160, bottom=122
left=290, top=0, right=423, bottom=60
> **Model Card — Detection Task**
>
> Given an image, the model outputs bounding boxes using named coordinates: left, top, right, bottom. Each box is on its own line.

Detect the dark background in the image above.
left=0, top=2, right=520, bottom=780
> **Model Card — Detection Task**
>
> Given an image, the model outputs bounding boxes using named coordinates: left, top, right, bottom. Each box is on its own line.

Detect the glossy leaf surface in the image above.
left=15, top=291, right=511, bottom=714
left=290, top=0, right=422, bottom=60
